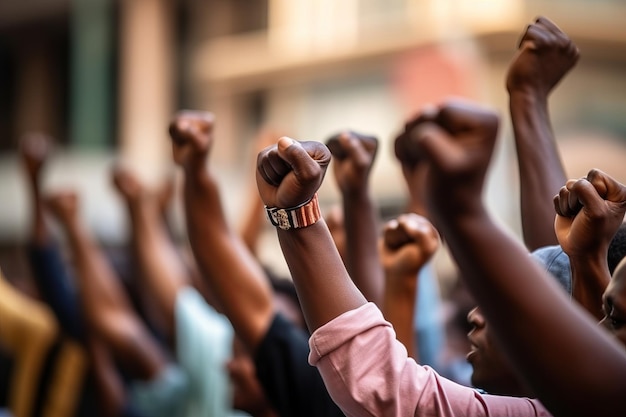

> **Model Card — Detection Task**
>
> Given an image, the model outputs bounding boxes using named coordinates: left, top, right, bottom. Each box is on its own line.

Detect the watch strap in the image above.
left=265, top=193, right=321, bottom=230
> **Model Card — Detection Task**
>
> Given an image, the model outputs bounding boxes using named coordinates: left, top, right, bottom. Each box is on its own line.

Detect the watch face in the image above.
left=267, top=207, right=292, bottom=230
left=275, top=209, right=291, bottom=230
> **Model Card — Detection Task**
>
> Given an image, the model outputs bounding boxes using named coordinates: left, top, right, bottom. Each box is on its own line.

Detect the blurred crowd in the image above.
left=1, top=16, right=626, bottom=417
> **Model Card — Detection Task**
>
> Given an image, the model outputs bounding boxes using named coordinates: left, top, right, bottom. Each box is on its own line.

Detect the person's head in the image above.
left=467, top=245, right=571, bottom=396
left=600, top=256, right=626, bottom=347
left=608, top=223, right=626, bottom=275
left=466, top=306, right=529, bottom=396
left=599, top=224, right=626, bottom=347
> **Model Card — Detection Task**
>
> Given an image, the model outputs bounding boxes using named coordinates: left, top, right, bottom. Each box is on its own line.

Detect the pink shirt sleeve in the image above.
left=308, top=303, right=551, bottom=417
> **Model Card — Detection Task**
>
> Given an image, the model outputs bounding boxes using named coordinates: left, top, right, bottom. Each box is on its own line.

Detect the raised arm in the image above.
left=256, top=137, right=366, bottom=332
left=45, top=191, right=168, bottom=381
left=395, top=114, right=433, bottom=217
left=409, top=99, right=626, bottom=417
left=168, top=111, right=274, bottom=351
left=20, top=133, right=85, bottom=340
left=257, top=133, right=549, bottom=417
left=507, top=16, right=578, bottom=250
left=380, top=213, right=440, bottom=358
left=112, top=166, right=189, bottom=344
left=326, top=131, right=383, bottom=305
left=554, top=170, right=626, bottom=320
left=238, top=128, right=282, bottom=255
left=20, top=135, right=128, bottom=417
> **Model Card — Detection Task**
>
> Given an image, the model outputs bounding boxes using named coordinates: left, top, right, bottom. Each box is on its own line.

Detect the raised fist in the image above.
left=554, top=169, right=626, bottom=257
left=326, top=131, right=378, bottom=196
left=256, top=137, right=331, bottom=209
left=380, top=213, right=440, bottom=280
left=506, top=16, right=579, bottom=96
left=168, top=110, right=214, bottom=167
left=403, top=100, right=500, bottom=218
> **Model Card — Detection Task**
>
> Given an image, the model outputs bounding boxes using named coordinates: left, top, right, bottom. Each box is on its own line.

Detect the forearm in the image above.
left=87, top=337, right=125, bottom=417
left=510, top=91, right=567, bottom=250
left=129, top=202, right=187, bottom=326
left=65, top=220, right=131, bottom=313
left=570, top=255, right=610, bottom=321
left=439, top=208, right=626, bottom=416
left=64, top=220, right=166, bottom=377
left=238, top=185, right=266, bottom=255
left=343, top=189, right=384, bottom=306
left=383, top=275, right=417, bottom=358
left=277, top=219, right=367, bottom=332
left=184, top=169, right=274, bottom=350
left=29, top=185, right=49, bottom=246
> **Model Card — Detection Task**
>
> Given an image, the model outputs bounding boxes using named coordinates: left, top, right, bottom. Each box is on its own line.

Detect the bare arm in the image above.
left=507, top=16, right=578, bottom=250
left=112, top=166, right=189, bottom=342
left=87, top=335, right=126, bottom=417
left=380, top=214, right=440, bottom=358
left=20, top=133, right=52, bottom=246
left=168, top=111, right=274, bottom=352
left=46, top=191, right=167, bottom=381
left=394, top=118, right=431, bottom=218
left=256, top=137, right=367, bottom=332
left=410, top=100, right=626, bottom=417
left=239, top=128, right=281, bottom=255
left=327, top=131, right=383, bottom=305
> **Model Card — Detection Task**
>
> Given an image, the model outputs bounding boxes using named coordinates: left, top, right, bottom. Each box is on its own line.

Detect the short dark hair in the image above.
left=608, top=223, right=626, bottom=275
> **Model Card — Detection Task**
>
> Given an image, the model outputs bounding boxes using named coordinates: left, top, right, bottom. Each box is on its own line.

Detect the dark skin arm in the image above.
left=112, top=166, right=189, bottom=345
left=380, top=213, right=440, bottom=358
left=553, top=170, right=626, bottom=320
left=239, top=128, right=282, bottom=256
left=394, top=111, right=436, bottom=218
left=256, top=137, right=367, bottom=332
left=507, top=16, right=578, bottom=250
left=46, top=191, right=167, bottom=381
left=87, top=335, right=126, bottom=417
left=168, top=111, right=274, bottom=352
left=410, top=99, right=626, bottom=417
left=327, top=131, right=383, bottom=305
left=20, top=133, right=52, bottom=246
left=21, top=136, right=126, bottom=417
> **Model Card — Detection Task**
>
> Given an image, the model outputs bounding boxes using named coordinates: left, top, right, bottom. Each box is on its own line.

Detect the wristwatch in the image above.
left=265, top=193, right=321, bottom=230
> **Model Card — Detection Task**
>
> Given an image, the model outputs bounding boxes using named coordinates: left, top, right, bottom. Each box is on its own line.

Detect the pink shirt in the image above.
left=309, top=303, right=551, bottom=417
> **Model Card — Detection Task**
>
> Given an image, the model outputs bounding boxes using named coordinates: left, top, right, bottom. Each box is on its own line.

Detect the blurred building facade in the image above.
left=1, top=0, right=626, bottom=275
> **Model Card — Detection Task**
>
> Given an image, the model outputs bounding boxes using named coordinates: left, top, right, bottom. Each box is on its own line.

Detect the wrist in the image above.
left=266, top=193, right=321, bottom=230
left=182, top=156, right=208, bottom=176
left=509, top=88, right=548, bottom=104
left=340, top=183, right=370, bottom=199
left=570, top=251, right=609, bottom=271
left=430, top=196, right=486, bottom=225
left=385, top=274, right=418, bottom=297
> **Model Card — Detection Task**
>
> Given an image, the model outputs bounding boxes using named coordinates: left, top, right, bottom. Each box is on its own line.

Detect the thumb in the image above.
left=278, top=137, right=330, bottom=174
left=277, top=137, right=330, bottom=195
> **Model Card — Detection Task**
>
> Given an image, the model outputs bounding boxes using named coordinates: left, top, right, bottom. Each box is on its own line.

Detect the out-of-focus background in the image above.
left=1, top=0, right=626, bottom=283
